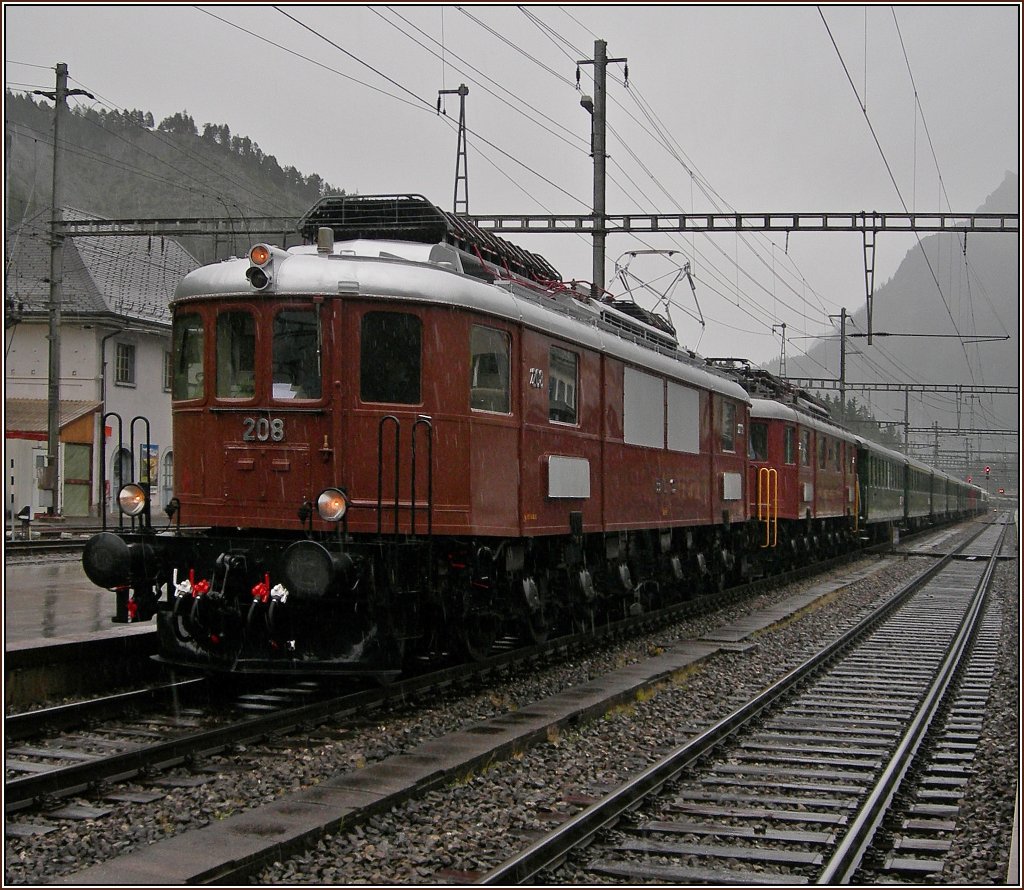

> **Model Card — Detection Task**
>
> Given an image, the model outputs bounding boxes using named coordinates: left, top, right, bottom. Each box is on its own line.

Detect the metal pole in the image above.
left=592, top=39, right=607, bottom=299
left=45, top=62, right=69, bottom=516
left=903, top=388, right=910, bottom=455
left=839, top=308, right=847, bottom=421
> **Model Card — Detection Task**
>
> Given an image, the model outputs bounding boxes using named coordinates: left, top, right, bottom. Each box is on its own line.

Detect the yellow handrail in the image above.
left=758, top=466, right=778, bottom=548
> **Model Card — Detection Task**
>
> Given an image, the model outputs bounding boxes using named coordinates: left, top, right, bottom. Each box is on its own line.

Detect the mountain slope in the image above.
left=4, top=90, right=343, bottom=261
left=783, top=171, right=1019, bottom=482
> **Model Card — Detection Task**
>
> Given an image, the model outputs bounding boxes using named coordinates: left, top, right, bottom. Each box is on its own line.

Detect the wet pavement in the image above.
left=4, top=560, right=128, bottom=645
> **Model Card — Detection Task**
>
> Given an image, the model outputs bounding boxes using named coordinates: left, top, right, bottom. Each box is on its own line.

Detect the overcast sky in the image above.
left=4, top=3, right=1020, bottom=367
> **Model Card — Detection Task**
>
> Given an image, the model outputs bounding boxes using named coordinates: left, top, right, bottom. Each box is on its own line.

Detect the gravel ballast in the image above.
left=5, top=540, right=1017, bottom=886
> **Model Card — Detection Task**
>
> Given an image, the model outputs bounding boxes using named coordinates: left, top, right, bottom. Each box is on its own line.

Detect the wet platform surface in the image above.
left=4, top=560, right=127, bottom=646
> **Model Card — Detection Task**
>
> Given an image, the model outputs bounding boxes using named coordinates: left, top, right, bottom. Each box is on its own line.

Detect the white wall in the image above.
left=4, top=320, right=172, bottom=517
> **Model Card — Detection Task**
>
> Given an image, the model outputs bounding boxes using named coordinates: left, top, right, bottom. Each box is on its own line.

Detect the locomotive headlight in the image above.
left=281, top=540, right=353, bottom=601
left=118, top=484, right=147, bottom=517
left=316, top=488, right=349, bottom=522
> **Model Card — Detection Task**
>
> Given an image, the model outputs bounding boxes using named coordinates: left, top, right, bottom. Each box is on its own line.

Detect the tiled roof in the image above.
left=4, top=398, right=102, bottom=435
left=4, top=208, right=199, bottom=325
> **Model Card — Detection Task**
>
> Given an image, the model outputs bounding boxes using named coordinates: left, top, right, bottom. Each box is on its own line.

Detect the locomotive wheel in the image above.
left=458, top=608, right=499, bottom=662
left=572, top=603, right=596, bottom=636
left=524, top=602, right=549, bottom=644
left=521, top=576, right=550, bottom=644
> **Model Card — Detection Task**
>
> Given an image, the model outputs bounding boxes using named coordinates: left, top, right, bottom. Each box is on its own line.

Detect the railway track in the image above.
left=6, top=517, right=1010, bottom=885
left=4, top=538, right=87, bottom=558
left=2, top=519, right=984, bottom=817
left=482, top=514, right=1009, bottom=885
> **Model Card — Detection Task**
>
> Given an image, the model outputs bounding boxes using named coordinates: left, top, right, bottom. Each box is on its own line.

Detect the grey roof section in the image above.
left=4, top=207, right=199, bottom=325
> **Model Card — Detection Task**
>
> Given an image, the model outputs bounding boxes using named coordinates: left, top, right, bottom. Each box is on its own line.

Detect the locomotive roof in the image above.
left=297, top=194, right=561, bottom=284
left=174, top=235, right=749, bottom=403
left=749, top=398, right=859, bottom=443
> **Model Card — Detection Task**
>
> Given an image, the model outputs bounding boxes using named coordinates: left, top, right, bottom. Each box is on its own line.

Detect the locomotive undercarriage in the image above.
left=83, top=511, right=859, bottom=678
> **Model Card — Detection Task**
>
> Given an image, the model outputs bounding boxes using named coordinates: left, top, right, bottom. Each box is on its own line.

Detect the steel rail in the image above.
left=817, top=519, right=1006, bottom=883
left=4, top=678, right=208, bottom=743
left=1, top=518, right=969, bottom=815
left=477, top=518, right=997, bottom=885
left=0, top=540, right=859, bottom=813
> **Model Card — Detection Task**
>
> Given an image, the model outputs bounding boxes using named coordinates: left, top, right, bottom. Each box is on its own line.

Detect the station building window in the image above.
left=360, top=311, right=421, bottom=404
left=470, top=326, right=510, bottom=413
left=115, top=342, right=136, bottom=386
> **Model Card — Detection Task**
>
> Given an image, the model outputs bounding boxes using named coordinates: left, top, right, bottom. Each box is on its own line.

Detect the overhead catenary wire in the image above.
left=818, top=6, right=976, bottom=382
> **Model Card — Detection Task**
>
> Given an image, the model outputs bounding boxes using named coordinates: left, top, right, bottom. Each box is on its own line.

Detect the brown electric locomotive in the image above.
left=81, top=194, right=988, bottom=677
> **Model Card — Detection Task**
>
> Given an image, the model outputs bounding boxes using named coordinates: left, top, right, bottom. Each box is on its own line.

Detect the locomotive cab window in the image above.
left=171, top=312, right=205, bottom=401
left=470, top=325, right=511, bottom=413
left=360, top=311, right=422, bottom=404
left=800, top=429, right=812, bottom=467
left=216, top=311, right=255, bottom=399
left=273, top=309, right=321, bottom=400
left=720, top=401, right=736, bottom=452
left=784, top=426, right=797, bottom=465
left=748, top=422, right=768, bottom=461
left=548, top=346, right=578, bottom=424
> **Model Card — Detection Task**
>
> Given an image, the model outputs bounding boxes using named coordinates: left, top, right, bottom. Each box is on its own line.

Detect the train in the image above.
left=81, top=194, right=989, bottom=678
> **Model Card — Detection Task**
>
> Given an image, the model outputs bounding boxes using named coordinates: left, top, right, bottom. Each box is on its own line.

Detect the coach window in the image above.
left=549, top=346, right=578, bottom=424
left=273, top=309, right=321, bottom=400
left=171, top=313, right=204, bottom=401
left=216, top=311, right=255, bottom=399
left=783, top=426, right=797, bottom=464
left=720, top=401, right=736, bottom=452
left=800, top=429, right=811, bottom=467
left=470, top=326, right=511, bottom=413
left=360, top=311, right=421, bottom=404
left=748, top=422, right=768, bottom=461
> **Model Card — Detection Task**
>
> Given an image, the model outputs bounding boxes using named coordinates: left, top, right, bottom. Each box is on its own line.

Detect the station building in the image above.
left=4, top=208, right=198, bottom=524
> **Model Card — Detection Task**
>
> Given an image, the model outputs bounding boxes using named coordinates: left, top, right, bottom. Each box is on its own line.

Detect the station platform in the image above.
left=3, top=559, right=141, bottom=647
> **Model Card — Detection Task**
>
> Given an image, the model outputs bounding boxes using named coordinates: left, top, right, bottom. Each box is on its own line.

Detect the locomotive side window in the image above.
left=360, top=312, right=421, bottom=404
left=273, top=309, right=321, bottom=400
left=720, top=401, right=736, bottom=452
left=800, top=429, right=812, bottom=467
left=666, top=382, right=699, bottom=454
left=748, top=422, right=768, bottom=461
left=470, top=325, right=511, bottom=413
left=548, top=346, right=578, bottom=424
left=784, top=426, right=796, bottom=464
left=216, top=311, right=255, bottom=399
left=171, top=312, right=204, bottom=401
left=623, top=366, right=663, bottom=448
left=818, top=436, right=828, bottom=469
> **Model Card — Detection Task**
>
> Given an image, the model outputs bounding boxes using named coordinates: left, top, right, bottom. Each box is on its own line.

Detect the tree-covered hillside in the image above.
left=5, top=90, right=344, bottom=262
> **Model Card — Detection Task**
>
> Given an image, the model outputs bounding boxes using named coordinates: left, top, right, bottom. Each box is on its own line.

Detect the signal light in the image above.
left=985, top=466, right=991, bottom=476
left=246, top=243, right=274, bottom=290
